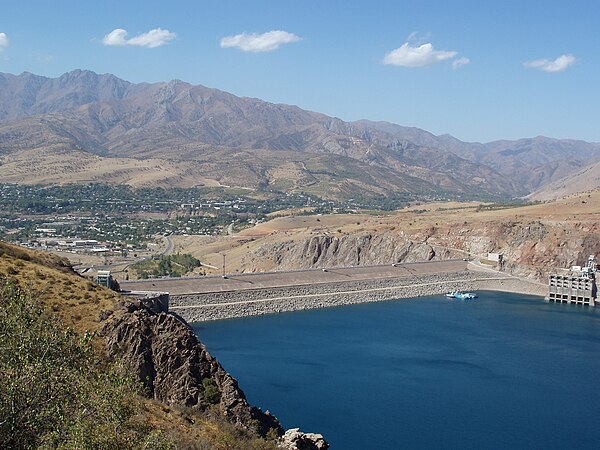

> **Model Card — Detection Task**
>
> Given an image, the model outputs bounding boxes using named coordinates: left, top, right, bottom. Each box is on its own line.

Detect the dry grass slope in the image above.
left=0, top=241, right=121, bottom=335
left=0, top=241, right=280, bottom=449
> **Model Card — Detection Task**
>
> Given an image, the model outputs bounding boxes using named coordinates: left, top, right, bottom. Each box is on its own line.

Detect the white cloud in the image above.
left=383, top=42, right=457, bottom=67
left=102, top=29, right=129, bottom=46
left=523, top=54, right=576, bottom=73
left=102, top=28, right=176, bottom=48
left=407, top=31, right=432, bottom=44
left=452, top=56, right=470, bottom=69
left=220, top=30, right=301, bottom=52
left=0, top=33, right=9, bottom=51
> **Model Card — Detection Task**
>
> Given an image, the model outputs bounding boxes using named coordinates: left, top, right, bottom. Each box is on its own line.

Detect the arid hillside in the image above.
left=529, top=160, right=600, bottom=201
left=171, top=190, right=600, bottom=283
left=0, top=241, right=300, bottom=449
left=2, top=70, right=600, bottom=200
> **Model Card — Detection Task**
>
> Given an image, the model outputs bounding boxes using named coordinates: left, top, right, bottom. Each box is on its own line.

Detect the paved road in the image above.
left=121, top=259, right=468, bottom=295
left=161, top=235, right=174, bottom=256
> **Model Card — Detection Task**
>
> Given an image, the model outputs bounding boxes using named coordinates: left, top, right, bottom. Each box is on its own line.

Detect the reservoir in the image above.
left=193, top=291, right=600, bottom=449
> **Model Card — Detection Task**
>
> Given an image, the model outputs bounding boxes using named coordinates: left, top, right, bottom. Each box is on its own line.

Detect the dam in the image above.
left=548, top=255, right=598, bottom=307
left=121, top=260, right=542, bottom=322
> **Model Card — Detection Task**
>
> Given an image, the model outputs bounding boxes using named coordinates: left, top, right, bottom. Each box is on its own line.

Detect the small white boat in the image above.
left=446, top=291, right=478, bottom=300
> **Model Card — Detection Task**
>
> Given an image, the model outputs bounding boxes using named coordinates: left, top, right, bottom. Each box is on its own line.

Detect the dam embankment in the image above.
left=122, top=260, right=546, bottom=322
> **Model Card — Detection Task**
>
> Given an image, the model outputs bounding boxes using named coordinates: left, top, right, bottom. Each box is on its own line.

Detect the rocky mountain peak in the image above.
left=0, top=69, right=599, bottom=198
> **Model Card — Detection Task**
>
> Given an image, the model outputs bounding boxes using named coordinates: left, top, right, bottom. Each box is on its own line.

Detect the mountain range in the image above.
left=0, top=69, right=598, bottom=200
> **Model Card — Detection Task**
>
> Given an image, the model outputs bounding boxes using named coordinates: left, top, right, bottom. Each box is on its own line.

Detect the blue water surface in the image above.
left=193, top=292, right=600, bottom=449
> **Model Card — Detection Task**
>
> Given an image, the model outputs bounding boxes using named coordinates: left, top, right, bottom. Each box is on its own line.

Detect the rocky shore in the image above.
left=99, top=297, right=332, bottom=448
left=99, top=300, right=283, bottom=436
left=170, top=270, right=545, bottom=323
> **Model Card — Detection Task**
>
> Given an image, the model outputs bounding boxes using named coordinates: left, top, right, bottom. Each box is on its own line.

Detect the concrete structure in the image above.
left=548, top=255, right=598, bottom=306
left=118, top=260, right=546, bottom=322
left=120, top=260, right=469, bottom=296
left=96, top=270, right=113, bottom=288
left=487, top=252, right=503, bottom=263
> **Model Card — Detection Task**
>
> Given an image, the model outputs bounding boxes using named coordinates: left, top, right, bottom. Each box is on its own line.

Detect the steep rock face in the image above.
left=242, top=233, right=459, bottom=271
left=240, top=220, right=600, bottom=282
left=99, top=301, right=283, bottom=437
left=428, top=219, right=600, bottom=280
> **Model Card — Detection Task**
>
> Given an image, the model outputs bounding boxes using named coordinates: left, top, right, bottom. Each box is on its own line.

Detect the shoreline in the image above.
left=170, top=269, right=547, bottom=323
left=474, top=276, right=547, bottom=297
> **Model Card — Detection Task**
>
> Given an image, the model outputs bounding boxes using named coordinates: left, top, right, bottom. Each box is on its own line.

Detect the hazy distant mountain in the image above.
left=0, top=69, right=598, bottom=200
left=345, top=121, right=600, bottom=192
left=528, top=160, right=600, bottom=200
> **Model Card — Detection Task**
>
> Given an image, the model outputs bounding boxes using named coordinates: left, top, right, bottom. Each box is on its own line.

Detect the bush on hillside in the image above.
left=0, top=280, right=174, bottom=449
left=202, top=377, right=221, bottom=405
left=133, top=253, right=201, bottom=278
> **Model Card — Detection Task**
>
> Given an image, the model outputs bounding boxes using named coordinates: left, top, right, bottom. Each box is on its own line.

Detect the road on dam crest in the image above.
left=121, top=260, right=469, bottom=295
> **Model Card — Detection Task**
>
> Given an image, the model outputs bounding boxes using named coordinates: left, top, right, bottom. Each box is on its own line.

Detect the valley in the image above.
left=2, top=70, right=598, bottom=286
left=4, top=3, right=600, bottom=449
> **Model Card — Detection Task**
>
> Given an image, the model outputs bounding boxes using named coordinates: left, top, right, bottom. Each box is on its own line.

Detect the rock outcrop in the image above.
left=241, top=233, right=458, bottom=271
left=240, top=219, right=600, bottom=283
left=279, top=428, right=329, bottom=450
left=99, top=300, right=283, bottom=437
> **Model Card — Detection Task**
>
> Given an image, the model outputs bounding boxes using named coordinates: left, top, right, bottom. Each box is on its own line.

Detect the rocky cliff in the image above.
left=279, top=429, right=329, bottom=450
left=239, top=219, right=600, bottom=282
left=0, top=239, right=329, bottom=447
left=241, top=232, right=459, bottom=270
left=99, top=300, right=283, bottom=437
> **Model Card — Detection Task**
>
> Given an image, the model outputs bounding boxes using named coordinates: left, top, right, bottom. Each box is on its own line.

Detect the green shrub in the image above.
left=0, top=280, right=175, bottom=449
left=132, top=254, right=201, bottom=278
left=202, top=377, right=221, bottom=405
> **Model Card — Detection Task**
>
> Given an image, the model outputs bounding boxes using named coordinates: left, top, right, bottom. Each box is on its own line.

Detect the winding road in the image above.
left=161, top=235, right=174, bottom=256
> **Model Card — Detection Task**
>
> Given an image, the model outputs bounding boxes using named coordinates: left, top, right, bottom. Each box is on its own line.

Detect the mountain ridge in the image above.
left=0, top=69, right=598, bottom=200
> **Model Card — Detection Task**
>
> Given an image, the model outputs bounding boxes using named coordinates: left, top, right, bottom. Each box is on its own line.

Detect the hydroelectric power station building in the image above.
left=548, top=255, right=598, bottom=307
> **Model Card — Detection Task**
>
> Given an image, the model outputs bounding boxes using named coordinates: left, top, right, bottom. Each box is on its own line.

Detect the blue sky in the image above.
left=1, top=0, right=598, bottom=143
